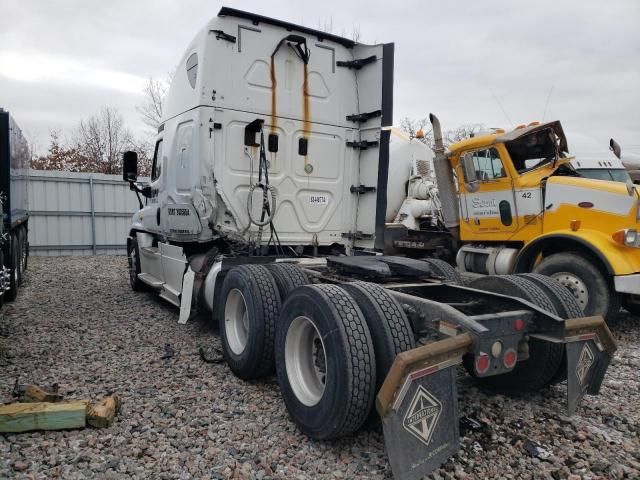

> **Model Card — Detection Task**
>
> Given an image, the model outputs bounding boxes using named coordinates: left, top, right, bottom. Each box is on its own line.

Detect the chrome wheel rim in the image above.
left=225, top=288, right=249, bottom=355
left=285, top=315, right=326, bottom=407
left=551, top=271, right=589, bottom=308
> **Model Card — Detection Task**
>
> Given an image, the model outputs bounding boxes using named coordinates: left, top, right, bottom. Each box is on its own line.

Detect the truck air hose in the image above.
left=246, top=129, right=277, bottom=229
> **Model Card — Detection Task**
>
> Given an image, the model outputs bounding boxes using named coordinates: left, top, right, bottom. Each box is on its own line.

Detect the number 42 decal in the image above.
left=521, top=192, right=532, bottom=199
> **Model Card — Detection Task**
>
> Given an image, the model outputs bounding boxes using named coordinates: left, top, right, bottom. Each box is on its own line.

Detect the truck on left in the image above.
left=0, top=108, right=30, bottom=302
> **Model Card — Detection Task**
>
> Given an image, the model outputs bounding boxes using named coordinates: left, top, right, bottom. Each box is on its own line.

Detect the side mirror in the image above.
left=461, top=153, right=480, bottom=193
left=461, top=153, right=477, bottom=182
left=610, top=138, right=622, bottom=159
left=123, top=151, right=138, bottom=182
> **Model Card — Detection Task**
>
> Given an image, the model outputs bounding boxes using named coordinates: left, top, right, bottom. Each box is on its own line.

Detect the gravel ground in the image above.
left=0, top=256, right=639, bottom=479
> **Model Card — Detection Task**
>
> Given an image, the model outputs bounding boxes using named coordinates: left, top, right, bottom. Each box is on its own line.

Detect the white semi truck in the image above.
left=122, top=8, right=615, bottom=479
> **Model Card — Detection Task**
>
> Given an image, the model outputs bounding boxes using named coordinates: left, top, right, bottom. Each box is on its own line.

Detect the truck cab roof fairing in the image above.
left=218, top=7, right=357, bottom=48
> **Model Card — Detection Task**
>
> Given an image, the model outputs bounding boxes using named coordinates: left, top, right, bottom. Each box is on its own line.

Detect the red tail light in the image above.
left=503, top=349, right=517, bottom=368
left=475, top=353, right=490, bottom=374
left=514, top=318, right=525, bottom=331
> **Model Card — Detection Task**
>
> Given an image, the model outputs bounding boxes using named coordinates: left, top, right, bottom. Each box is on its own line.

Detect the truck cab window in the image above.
left=151, top=139, right=163, bottom=181
left=186, top=53, right=198, bottom=88
left=506, top=128, right=557, bottom=173
left=462, top=148, right=505, bottom=182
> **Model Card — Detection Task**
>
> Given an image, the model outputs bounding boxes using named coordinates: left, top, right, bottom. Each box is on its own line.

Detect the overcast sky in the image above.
left=1, top=0, right=638, bottom=157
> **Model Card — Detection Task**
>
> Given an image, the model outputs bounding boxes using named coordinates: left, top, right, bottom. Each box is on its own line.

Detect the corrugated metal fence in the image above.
left=28, top=171, right=146, bottom=256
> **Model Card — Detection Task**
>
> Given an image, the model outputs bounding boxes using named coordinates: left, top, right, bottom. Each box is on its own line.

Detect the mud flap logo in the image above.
left=576, top=344, right=595, bottom=385
left=402, top=386, right=442, bottom=446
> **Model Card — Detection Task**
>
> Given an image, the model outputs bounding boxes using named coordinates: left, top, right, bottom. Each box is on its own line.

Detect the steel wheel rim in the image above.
left=225, top=288, right=249, bottom=355
left=551, top=271, right=589, bottom=307
left=285, top=315, right=326, bottom=407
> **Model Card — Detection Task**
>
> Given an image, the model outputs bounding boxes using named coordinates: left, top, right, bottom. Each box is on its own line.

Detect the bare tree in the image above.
left=442, top=124, right=484, bottom=147
left=400, top=116, right=431, bottom=139
left=137, top=78, right=168, bottom=131
left=32, top=129, right=93, bottom=172
left=137, top=72, right=174, bottom=132
left=399, top=117, right=484, bottom=149
left=74, top=107, right=134, bottom=175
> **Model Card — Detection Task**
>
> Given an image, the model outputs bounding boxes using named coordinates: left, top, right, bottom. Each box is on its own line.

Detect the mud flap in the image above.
left=178, top=267, right=195, bottom=324
left=376, top=334, right=472, bottom=480
left=564, top=316, right=616, bottom=415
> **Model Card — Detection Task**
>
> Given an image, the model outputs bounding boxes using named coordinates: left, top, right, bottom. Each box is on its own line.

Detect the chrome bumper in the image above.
left=614, top=273, right=640, bottom=295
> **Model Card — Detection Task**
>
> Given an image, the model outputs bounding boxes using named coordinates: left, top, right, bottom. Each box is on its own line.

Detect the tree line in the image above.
left=31, top=77, right=169, bottom=177
left=31, top=75, right=483, bottom=177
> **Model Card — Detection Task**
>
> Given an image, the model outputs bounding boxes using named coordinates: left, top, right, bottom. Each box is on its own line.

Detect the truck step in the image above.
left=137, top=273, right=163, bottom=288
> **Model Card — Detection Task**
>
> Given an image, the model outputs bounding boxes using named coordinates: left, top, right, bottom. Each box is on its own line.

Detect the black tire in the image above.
left=622, top=294, right=640, bottom=316
left=5, top=233, right=20, bottom=302
left=265, top=263, right=310, bottom=301
left=275, top=284, right=376, bottom=440
left=466, top=275, right=564, bottom=391
left=533, top=252, right=619, bottom=322
left=341, top=281, right=415, bottom=390
left=0, top=250, right=5, bottom=308
left=127, top=237, right=147, bottom=292
left=517, top=273, right=584, bottom=385
left=516, top=273, right=583, bottom=319
left=422, top=258, right=464, bottom=284
left=19, top=226, right=28, bottom=274
left=15, top=232, right=23, bottom=287
left=219, top=265, right=281, bottom=379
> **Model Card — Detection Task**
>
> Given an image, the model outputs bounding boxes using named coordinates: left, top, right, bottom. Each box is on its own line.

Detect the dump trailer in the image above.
left=389, top=116, right=640, bottom=321
left=0, top=108, right=30, bottom=303
left=121, top=8, right=616, bottom=479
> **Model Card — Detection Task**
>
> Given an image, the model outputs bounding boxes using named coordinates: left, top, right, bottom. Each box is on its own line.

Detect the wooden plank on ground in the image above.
left=24, top=385, right=63, bottom=403
left=0, top=401, right=87, bottom=433
left=86, top=395, right=120, bottom=428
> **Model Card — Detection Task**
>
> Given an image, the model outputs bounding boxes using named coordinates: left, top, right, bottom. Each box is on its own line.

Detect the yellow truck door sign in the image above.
left=402, top=385, right=443, bottom=446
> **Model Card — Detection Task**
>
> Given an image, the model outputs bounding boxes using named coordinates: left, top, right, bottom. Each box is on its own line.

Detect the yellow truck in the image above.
left=390, top=115, right=640, bottom=321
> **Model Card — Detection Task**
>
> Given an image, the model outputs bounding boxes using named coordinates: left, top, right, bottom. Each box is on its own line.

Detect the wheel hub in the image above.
left=225, top=288, right=249, bottom=355
left=285, top=316, right=327, bottom=407
left=551, top=271, right=589, bottom=307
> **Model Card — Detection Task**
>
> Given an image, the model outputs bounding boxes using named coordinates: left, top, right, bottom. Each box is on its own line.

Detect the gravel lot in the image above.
left=0, top=256, right=639, bottom=479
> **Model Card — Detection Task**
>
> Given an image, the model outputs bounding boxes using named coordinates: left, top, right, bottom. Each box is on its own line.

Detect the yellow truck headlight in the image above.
left=612, top=228, right=640, bottom=247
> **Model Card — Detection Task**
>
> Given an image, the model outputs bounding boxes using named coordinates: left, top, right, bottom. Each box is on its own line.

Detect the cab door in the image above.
left=457, top=147, right=518, bottom=235
left=141, top=138, right=165, bottom=234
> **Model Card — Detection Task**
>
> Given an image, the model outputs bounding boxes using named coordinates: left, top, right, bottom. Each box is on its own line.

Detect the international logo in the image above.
left=576, top=344, right=595, bottom=385
left=403, top=386, right=442, bottom=445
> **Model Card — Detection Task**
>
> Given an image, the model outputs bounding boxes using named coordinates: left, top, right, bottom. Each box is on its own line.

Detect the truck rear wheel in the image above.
left=275, top=284, right=376, bottom=440
left=220, top=265, right=281, bottom=379
left=5, top=233, right=20, bottom=301
left=467, top=275, right=564, bottom=391
left=341, top=281, right=415, bottom=389
left=265, top=263, right=310, bottom=301
left=532, top=252, right=619, bottom=321
left=18, top=225, right=27, bottom=276
left=516, top=273, right=584, bottom=384
left=422, top=258, right=464, bottom=284
left=516, top=273, right=583, bottom=319
left=622, top=294, right=640, bottom=315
